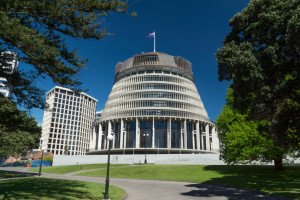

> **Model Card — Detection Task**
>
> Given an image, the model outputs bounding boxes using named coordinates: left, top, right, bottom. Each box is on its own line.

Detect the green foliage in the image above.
left=0, top=0, right=132, bottom=109
left=42, top=155, right=53, bottom=162
left=216, top=91, right=274, bottom=164
left=216, top=0, right=300, bottom=169
left=0, top=96, right=41, bottom=158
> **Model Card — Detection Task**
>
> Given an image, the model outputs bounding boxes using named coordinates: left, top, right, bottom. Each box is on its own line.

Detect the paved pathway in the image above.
left=0, top=167, right=288, bottom=200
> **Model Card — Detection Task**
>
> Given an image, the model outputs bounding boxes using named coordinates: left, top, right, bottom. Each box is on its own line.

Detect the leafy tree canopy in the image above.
left=216, top=89, right=275, bottom=164
left=0, top=95, right=41, bottom=158
left=216, top=0, right=300, bottom=169
left=0, top=0, right=133, bottom=109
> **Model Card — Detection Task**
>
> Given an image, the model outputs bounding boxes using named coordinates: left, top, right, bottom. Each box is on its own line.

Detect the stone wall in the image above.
left=53, top=153, right=224, bottom=166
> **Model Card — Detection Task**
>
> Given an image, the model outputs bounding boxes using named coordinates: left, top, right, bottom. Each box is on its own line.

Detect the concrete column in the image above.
left=211, top=126, right=220, bottom=152
left=192, top=132, right=195, bottom=150
left=200, top=123, right=204, bottom=150
left=196, top=121, right=200, bottom=150
left=109, top=121, right=115, bottom=149
left=98, top=123, right=102, bottom=150
left=136, top=118, right=140, bottom=148
left=120, top=119, right=124, bottom=148
left=180, top=121, right=184, bottom=149
left=123, top=121, right=127, bottom=148
left=103, top=124, right=107, bottom=150
left=168, top=118, right=172, bottom=149
left=152, top=117, right=155, bottom=148
left=192, top=123, right=195, bottom=150
left=89, top=125, right=96, bottom=150
left=184, top=119, right=187, bottom=149
left=205, top=123, right=210, bottom=151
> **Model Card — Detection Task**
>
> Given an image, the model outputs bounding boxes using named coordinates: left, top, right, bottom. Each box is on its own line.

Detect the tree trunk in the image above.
left=274, top=156, right=284, bottom=170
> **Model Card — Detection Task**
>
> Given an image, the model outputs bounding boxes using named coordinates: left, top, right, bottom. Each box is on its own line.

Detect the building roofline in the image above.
left=47, top=86, right=98, bottom=102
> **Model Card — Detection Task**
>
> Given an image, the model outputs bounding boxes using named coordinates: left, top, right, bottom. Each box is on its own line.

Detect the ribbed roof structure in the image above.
left=100, top=52, right=209, bottom=122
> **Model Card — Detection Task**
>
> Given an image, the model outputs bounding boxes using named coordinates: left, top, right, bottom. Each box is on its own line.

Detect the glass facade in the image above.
left=140, top=120, right=153, bottom=148
left=171, top=121, right=181, bottom=148
left=187, top=123, right=193, bottom=149
left=113, top=122, right=120, bottom=148
left=154, top=120, right=168, bottom=148
left=125, top=121, right=136, bottom=148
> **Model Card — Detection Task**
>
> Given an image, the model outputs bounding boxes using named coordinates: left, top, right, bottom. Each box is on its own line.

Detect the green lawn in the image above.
left=77, top=164, right=300, bottom=199
left=30, top=164, right=127, bottom=174
left=0, top=170, right=30, bottom=179
left=0, top=177, right=125, bottom=200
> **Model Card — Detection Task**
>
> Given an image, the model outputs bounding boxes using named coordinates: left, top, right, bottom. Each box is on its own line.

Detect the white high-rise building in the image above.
left=0, top=51, right=18, bottom=97
left=40, top=86, right=98, bottom=155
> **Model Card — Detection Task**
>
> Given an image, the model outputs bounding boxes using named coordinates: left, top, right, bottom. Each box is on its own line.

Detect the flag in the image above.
left=148, top=31, right=155, bottom=37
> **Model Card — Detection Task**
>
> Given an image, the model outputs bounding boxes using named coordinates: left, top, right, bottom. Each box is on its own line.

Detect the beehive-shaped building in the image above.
left=88, top=52, right=219, bottom=154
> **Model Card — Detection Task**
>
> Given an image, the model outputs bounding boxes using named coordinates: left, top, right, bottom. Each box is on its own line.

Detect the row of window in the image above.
left=115, top=68, right=193, bottom=82
left=107, top=91, right=201, bottom=106
left=48, top=88, right=96, bottom=103
left=105, top=100, right=202, bottom=112
left=47, top=88, right=80, bottom=99
left=53, top=106, right=80, bottom=112
left=111, top=82, right=197, bottom=96
left=48, top=133, right=90, bottom=142
left=47, top=139, right=89, bottom=147
left=51, top=111, right=94, bottom=121
left=52, top=103, right=95, bottom=118
left=48, top=148, right=87, bottom=155
left=51, top=117, right=80, bottom=123
left=49, top=126, right=92, bottom=138
left=113, top=74, right=193, bottom=91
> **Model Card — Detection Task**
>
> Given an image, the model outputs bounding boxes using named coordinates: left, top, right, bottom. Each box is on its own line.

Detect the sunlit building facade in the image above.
left=40, top=86, right=97, bottom=155
left=0, top=51, right=18, bottom=97
left=88, top=52, right=219, bottom=154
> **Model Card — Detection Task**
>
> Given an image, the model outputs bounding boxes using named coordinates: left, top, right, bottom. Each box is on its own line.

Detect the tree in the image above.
left=0, top=0, right=133, bottom=109
left=0, top=95, right=41, bottom=158
left=216, top=89, right=275, bottom=164
left=216, top=0, right=300, bottom=169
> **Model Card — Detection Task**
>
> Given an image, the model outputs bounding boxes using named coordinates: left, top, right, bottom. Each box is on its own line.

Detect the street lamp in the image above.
left=143, top=133, right=149, bottom=164
left=38, top=149, right=44, bottom=176
left=103, top=131, right=113, bottom=200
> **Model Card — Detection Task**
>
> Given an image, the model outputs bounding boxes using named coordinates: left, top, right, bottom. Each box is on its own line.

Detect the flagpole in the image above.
left=153, top=31, right=156, bottom=52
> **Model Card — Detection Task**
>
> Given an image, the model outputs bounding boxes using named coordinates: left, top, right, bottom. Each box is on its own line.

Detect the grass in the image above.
left=30, top=164, right=127, bottom=174
left=79, top=164, right=222, bottom=182
left=0, top=170, right=32, bottom=179
left=77, top=164, right=300, bottom=199
left=0, top=177, right=125, bottom=200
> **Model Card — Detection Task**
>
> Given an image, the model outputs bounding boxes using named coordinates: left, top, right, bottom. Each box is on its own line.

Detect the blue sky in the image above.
left=30, top=0, right=249, bottom=125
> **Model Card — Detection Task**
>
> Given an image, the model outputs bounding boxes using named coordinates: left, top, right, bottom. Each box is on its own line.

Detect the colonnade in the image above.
left=89, top=117, right=219, bottom=153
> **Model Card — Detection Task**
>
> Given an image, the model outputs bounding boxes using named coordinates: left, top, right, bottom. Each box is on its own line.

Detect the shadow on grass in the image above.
left=182, top=165, right=299, bottom=200
left=0, top=170, right=37, bottom=179
left=0, top=177, right=100, bottom=200
left=182, top=183, right=288, bottom=200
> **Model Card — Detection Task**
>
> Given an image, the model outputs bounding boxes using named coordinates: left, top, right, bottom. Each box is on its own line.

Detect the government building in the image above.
left=88, top=52, right=219, bottom=154
left=40, top=86, right=97, bottom=155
